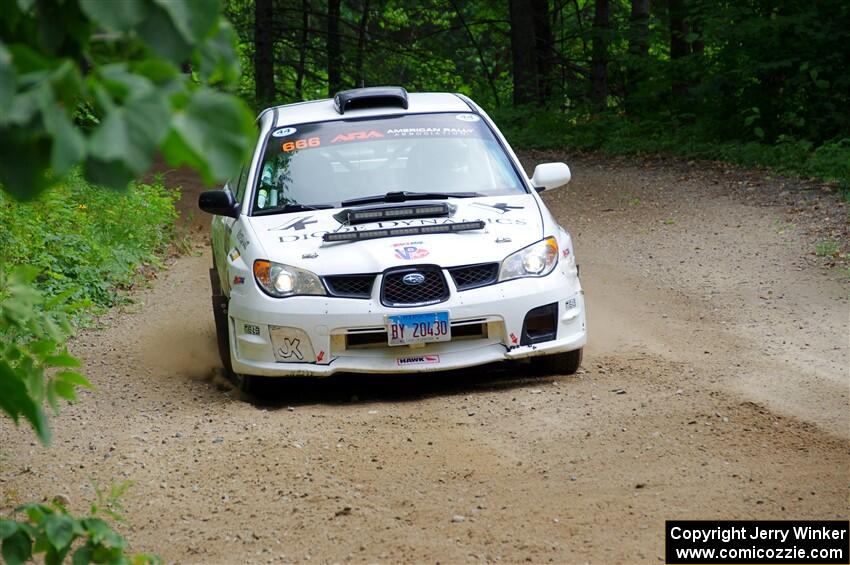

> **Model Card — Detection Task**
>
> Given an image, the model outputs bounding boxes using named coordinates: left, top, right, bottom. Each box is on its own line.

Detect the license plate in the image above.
left=387, top=312, right=451, bottom=346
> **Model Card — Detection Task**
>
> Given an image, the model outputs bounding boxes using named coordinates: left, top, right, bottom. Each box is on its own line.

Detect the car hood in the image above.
left=247, top=194, right=543, bottom=275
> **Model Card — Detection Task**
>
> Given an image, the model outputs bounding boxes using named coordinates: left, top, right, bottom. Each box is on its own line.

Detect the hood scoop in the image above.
left=333, top=202, right=452, bottom=225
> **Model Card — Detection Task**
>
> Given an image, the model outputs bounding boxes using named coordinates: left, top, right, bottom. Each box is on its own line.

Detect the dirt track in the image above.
left=1, top=153, right=848, bottom=563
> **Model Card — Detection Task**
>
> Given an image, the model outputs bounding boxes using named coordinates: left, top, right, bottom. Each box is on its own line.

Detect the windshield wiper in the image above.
left=253, top=203, right=334, bottom=216
left=340, top=191, right=482, bottom=207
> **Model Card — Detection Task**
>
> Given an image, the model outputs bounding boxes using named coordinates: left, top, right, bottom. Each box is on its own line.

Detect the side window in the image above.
left=234, top=165, right=249, bottom=203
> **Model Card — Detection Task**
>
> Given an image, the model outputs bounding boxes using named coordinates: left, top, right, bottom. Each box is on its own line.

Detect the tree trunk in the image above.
left=625, top=0, right=650, bottom=113
left=691, top=20, right=704, bottom=56
left=295, top=0, right=309, bottom=100
left=509, top=0, right=538, bottom=105
left=629, top=0, right=650, bottom=57
left=590, top=0, right=609, bottom=112
left=254, top=0, right=275, bottom=105
left=327, top=0, right=343, bottom=97
left=451, top=0, right=501, bottom=107
left=354, top=0, right=370, bottom=88
left=669, top=0, right=689, bottom=99
left=532, top=0, right=552, bottom=105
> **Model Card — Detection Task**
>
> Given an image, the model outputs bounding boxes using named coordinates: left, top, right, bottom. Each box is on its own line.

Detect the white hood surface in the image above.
left=247, top=194, right=544, bottom=275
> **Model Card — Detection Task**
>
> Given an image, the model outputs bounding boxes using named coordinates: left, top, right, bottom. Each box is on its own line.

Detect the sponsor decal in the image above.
left=243, top=324, right=260, bottom=335
left=565, top=297, right=577, bottom=310
left=385, top=127, right=475, bottom=137
left=397, top=354, right=440, bottom=366
left=393, top=241, right=429, bottom=260
left=272, top=127, right=297, bottom=137
left=229, top=248, right=241, bottom=261
left=510, top=332, right=518, bottom=345
left=236, top=230, right=249, bottom=249
left=562, top=248, right=570, bottom=258
left=233, top=275, right=245, bottom=285
left=331, top=130, right=384, bottom=143
left=472, top=202, right=523, bottom=214
left=277, top=337, right=303, bottom=360
left=316, top=350, right=325, bottom=362
left=282, top=137, right=320, bottom=152
left=456, top=113, right=480, bottom=122
left=274, top=216, right=318, bottom=231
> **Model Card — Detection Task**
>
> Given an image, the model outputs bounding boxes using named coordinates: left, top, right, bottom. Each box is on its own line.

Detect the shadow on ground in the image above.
left=208, top=361, right=570, bottom=408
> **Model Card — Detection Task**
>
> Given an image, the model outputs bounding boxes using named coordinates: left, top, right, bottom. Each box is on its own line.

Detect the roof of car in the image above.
left=269, top=92, right=475, bottom=128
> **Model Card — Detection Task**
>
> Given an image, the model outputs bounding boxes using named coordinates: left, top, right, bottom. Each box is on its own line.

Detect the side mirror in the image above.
left=530, top=162, right=571, bottom=192
left=199, top=190, right=240, bottom=218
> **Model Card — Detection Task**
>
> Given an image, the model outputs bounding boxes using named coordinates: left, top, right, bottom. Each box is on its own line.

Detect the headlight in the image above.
left=498, top=237, right=559, bottom=281
left=253, top=260, right=326, bottom=297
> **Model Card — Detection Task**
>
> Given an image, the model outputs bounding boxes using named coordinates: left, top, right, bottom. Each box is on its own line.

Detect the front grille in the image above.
left=324, top=274, right=376, bottom=298
left=381, top=265, right=449, bottom=307
left=449, top=262, right=499, bottom=290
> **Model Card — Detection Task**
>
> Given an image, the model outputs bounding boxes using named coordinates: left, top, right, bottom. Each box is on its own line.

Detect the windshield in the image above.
left=251, top=112, right=526, bottom=214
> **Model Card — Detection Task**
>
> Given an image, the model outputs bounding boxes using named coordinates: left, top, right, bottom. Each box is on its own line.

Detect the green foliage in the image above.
left=0, top=266, right=91, bottom=445
left=0, top=171, right=176, bottom=445
left=0, top=486, right=157, bottom=565
left=0, top=0, right=255, bottom=199
left=815, top=239, right=840, bottom=258
left=493, top=107, right=850, bottom=186
left=0, top=172, right=178, bottom=310
left=224, top=0, right=848, bottom=184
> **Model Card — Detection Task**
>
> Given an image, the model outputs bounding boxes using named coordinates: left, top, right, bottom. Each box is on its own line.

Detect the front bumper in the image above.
left=228, top=269, right=586, bottom=377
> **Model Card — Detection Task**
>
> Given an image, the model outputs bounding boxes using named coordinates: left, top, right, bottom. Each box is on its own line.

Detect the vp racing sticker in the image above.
left=393, top=241, right=429, bottom=260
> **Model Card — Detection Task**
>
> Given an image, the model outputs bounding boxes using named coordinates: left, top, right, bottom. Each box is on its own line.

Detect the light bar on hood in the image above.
left=334, top=203, right=450, bottom=225
left=323, top=221, right=486, bottom=243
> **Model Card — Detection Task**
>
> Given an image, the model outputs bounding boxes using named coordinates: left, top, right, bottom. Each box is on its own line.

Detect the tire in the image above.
left=230, top=373, right=275, bottom=396
left=534, top=348, right=583, bottom=376
left=209, top=266, right=274, bottom=397
left=209, top=268, right=233, bottom=375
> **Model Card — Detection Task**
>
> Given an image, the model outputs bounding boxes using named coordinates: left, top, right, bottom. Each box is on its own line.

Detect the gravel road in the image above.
left=1, top=153, right=847, bottom=563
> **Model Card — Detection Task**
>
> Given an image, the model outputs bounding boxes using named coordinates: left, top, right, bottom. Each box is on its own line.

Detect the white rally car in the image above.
left=199, top=87, right=586, bottom=392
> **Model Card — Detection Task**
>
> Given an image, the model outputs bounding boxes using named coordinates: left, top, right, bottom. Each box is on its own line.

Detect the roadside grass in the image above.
left=0, top=171, right=178, bottom=317
left=493, top=107, right=850, bottom=188
left=815, top=239, right=841, bottom=258
left=495, top=107, right=849, bottom=277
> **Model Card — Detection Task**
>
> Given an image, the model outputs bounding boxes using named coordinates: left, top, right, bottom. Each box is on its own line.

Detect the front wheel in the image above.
left=534, top=348, right=583, bottom=376
left=231, top=373, right=275, bottom=396
left=210, top=268, right=233, bottom=375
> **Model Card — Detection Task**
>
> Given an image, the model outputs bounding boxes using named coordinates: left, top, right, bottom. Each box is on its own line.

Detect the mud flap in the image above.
left=210, top=268, right=233, bottom=374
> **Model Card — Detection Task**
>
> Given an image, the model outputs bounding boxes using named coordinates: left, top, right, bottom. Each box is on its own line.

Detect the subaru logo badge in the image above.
left=402, top=273, right=426, bottom=286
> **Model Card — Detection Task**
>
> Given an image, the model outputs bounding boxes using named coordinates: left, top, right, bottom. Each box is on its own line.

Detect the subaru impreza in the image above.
left=199, top=86, right=586, bottom=392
